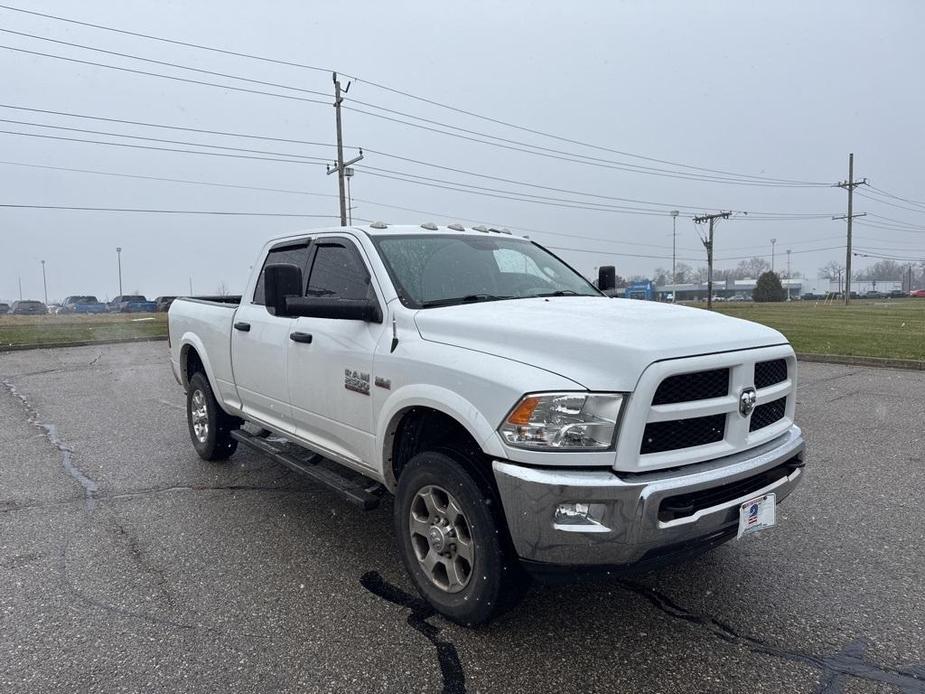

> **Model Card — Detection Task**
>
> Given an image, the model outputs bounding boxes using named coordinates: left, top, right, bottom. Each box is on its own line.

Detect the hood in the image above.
left=413, top=297, right=788, bottom=391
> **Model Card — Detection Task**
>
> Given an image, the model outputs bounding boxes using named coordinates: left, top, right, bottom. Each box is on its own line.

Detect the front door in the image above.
left=231, top=238, right=311, bottom=434
left=287, top=237, right=385, bottom=467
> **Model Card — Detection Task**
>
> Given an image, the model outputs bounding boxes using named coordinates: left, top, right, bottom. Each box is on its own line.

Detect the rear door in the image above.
left=231, top=238, right=311, bottom=434
left=287, top=236, right=385, bottom=467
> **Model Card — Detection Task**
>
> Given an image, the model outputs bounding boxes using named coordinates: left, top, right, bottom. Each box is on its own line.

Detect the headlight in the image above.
left=499, top=393, right=623, bottom=450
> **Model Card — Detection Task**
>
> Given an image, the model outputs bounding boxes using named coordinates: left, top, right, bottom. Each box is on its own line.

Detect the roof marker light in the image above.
left=369, top=221, right=388, bottom=229
left=447, top=223, right=465, bottom=231
left=473, top=225, right=489, bottom=233
left=420, top=222, right=438, bottom=230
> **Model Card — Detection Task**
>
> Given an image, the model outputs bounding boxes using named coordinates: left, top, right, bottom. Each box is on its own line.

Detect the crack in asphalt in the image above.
left=360, top=571, right=466, bottom=694
left=617, top=580, right=925, bottom=693
left=2, top=379, right=98, bottom=510
left=0, top=482, right=303, bottom=514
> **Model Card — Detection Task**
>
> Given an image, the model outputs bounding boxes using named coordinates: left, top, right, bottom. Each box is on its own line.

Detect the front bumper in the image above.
left=493, top=425, right=804, bottom=567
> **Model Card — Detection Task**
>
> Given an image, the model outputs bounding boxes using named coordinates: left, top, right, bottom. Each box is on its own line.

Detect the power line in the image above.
left=0, top=3, right=333, bottom=73
left=347, top=105, right=829, bottom=187
left=0, top=117, right=332, bottom=161
left=0, top=3, right=830, bottom=187
left=0, top=27, right=331, bottom=98
left=0, top=204, right=338, bottom=217
left=0, top=159, right=341, bottom=198
left=0, top=103, right=340, bottom=149
left=346, top=100, right=827, bottom=186
left=867, top=185, right=925, bottom=209
left=0, top=128, right=325, bottom=166
left=0, top=44, right=330, bottom=106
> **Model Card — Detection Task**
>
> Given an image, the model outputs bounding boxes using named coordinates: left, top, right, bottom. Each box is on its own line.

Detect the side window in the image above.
left=306, top=242, right=373, bottom=301
left=253, top=242, right=310, bottom=306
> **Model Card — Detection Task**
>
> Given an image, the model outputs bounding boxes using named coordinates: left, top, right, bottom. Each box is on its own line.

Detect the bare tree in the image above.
left=216, top=281, right=229, bottom=297
left=818, top=260, right=845, bottom=281
left=736, top=257, right=771, bottom=279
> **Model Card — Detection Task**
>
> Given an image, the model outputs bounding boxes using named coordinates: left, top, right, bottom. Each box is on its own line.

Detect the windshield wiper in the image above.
left=532, top=289, right=581, bottom=297
left=421, top=293, right=514, bottom=308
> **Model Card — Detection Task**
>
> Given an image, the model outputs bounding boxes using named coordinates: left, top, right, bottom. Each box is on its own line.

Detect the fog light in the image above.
left=554, top=502, right=608, bottom=532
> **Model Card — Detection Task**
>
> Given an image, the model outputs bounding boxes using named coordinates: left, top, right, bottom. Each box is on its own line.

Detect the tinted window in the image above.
left=306, top=242, right=373, bottom=301
left=253, top=242, right=311, bottom=305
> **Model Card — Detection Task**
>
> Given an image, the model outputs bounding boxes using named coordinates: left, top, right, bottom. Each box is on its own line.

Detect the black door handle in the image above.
left=290, top=331, right=313, bottom=344
left=234, top=321, right=251, bottom=332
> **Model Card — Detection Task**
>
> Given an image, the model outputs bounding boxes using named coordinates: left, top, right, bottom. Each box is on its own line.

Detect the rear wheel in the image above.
left=394, top=451, right=528, bottom=625
left=186, top=371, right=238, bottom=461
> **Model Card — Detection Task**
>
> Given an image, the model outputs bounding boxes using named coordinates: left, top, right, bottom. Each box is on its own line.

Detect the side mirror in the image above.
left=285, top=297, right=383, bottom=323
left=264, top=263, right=303, bottom=316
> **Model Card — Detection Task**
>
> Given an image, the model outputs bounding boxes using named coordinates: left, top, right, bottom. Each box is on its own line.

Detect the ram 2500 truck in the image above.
left=168, top=224, right=805, bottom=625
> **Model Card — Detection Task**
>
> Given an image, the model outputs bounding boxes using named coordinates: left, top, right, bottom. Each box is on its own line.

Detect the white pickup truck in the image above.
left=168, top=223, right=805, bottom=624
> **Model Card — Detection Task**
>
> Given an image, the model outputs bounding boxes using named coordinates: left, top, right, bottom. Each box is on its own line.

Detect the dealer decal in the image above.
left=345, top=369, right=370, bottom=395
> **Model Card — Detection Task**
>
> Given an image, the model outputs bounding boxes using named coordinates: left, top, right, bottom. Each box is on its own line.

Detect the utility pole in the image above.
left=189, top=276, right=193, bottom=296
left=670, top=210, right=679, bottom=287
left=116, top=247, right=123, bottom=296
left=833, top=153, right=868, bottom=305
left=345, top=166, right=355, bottom=225
left=40, top=260, right=47, bottom=304
left=326, top=72, right=363, bottom=226
left=18, top=274, right=22, bottom=300
left=770, top=238, right=777, bottom=274
left=786, top=249, right=792, bottom=301
left=693, top=211, right=731, bottom=310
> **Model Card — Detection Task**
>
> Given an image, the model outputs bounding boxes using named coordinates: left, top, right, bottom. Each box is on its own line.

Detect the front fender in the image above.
left=376, top=384, right=507, bottom=479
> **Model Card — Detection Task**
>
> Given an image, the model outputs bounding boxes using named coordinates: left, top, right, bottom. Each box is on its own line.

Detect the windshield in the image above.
left=373, top=234, right=601, bottom=308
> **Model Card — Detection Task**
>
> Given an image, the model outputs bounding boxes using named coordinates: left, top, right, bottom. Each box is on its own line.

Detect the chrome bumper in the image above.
left=493, top=426, right=805, bottom=567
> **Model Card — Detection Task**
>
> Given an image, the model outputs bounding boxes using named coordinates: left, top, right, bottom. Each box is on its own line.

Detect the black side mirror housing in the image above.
left=264, top=263, right=303, bottom=316
left=285, top=297, right=383, bottom=323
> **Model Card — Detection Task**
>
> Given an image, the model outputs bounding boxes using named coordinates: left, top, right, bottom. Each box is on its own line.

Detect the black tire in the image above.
left=186, top=371, right=238, bottom=461
left=394, top=450, right=528, bottom=625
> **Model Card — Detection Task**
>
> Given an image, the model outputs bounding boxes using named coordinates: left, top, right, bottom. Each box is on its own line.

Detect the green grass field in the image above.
left=1, top=301, right=923, bottom=362
left=0, top=313, right=167, bottom=348
left=710, top=299, right=925, bottom=361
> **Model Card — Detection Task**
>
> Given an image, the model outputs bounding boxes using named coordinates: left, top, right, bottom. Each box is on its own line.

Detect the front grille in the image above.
left=641, top=414, right=726, bottom=454
left=657, top=456, right=802, bottom=522
left=755, top=359, right=787, bottom=389
left=652, top=368, right=729, bottom=405
left=749, top=396, right=787, bottom=431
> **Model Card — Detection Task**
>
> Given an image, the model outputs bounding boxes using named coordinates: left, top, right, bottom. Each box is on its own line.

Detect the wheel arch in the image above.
left=379, top=388, right=505, bottom=491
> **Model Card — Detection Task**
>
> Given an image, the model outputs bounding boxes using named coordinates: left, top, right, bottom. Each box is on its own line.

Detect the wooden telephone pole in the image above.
left=833, top=153, right=867, bottom=305
left=327, top=72, right=364, bottom=226
left=693, top=211, right=731, bottom=310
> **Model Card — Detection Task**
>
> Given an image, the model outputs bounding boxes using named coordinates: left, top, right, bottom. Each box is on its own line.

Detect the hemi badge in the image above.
left=374, top=376, right=391, bottom=390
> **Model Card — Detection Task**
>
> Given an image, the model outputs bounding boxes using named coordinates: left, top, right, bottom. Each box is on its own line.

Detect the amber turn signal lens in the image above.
left=507, top=396, right=541, bottom=426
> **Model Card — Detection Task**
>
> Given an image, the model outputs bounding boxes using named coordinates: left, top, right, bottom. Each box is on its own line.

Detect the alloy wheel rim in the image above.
left=409, top=484, right=474, bottom=593
left=191, top=389, right=209, bottom=443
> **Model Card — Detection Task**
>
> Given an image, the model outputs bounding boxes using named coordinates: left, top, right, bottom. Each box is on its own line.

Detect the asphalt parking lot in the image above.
left=1, top=343, right=923, bottom=693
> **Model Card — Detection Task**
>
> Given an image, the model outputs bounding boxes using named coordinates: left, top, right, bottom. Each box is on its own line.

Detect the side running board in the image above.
left=230, top=429, right=384, bottom=510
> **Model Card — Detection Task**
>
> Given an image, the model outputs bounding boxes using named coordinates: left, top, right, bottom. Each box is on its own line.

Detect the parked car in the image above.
left=108, top=295, right=157, bottom=313
left=911, top=289, right=925, bottom=298
left=169, top=224, right=805, bottom=625
left=0, top=302, right=10, bottom=314
left=10, top=300, right=47, bottom=315
left=888, top=290, right=905, bottom=298
left=864, top=290, right=885, bottom=299
left=62, top=295, right=108, bottom=314
left=155, top=296, right=177, bottom=312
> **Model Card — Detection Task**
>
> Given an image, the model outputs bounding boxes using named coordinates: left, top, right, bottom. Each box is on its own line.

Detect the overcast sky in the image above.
left=2, top=0, right=924, bottom=301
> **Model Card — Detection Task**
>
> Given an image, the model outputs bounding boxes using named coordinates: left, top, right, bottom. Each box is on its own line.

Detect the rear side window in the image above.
left=253, top=242, right=311, bottom=305
left=306, top=242, right=373, bottom=301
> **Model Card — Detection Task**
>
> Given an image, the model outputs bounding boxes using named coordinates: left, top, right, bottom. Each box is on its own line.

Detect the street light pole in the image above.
left=771, top=238, right=777, bottom=274
left=41, top=260, right=47, bottom=304
left=116, top=247, right=123, bottom=296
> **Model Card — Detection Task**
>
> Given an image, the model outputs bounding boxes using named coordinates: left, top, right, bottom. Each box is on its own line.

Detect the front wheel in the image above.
left=394, top=451, right=528, bottom=625
left=186, top=371, right=238, bottom=461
